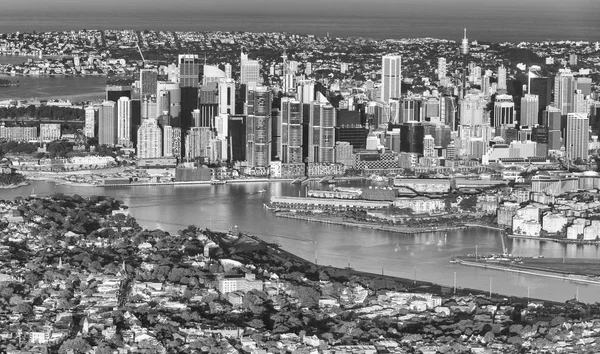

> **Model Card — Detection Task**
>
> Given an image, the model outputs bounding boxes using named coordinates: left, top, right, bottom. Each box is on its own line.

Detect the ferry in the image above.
left=210, top=179, right=226, bottom=185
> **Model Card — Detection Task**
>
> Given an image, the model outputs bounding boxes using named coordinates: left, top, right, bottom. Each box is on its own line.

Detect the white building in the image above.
left=565, top=113, right=589, bottom=161
left=84, top=106, right=97, bottom=138
left=39, top=123, right=61, bottom=142
left=137, top=119, right=162, bottom=158
left=117, top=96, right=132, bottom=147
left=381, top=55, right=402, bottom=103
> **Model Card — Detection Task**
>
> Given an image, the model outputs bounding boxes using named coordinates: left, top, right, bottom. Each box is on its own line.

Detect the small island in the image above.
left=0, top=172, right=28, bottom=188
left=0, top=78, right=19, bottom=87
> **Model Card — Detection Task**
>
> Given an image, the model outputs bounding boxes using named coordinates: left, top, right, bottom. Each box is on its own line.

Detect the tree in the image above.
left=59, top=337, right=92, bottom=354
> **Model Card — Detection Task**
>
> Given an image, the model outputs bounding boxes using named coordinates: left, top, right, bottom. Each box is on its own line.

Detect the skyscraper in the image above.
left=84, top=106, right=97, bottom=138
left=246, top=87, right=272, bottom=168
left=493, top=94, right=515, bottom=127
left=98, top=101, right=117, bottom=146
left=228, top=115, right=246, bottom=162
left=553, top=69, right=575, bottom=115
left=117, top=97, right=132, bottom=147
left=309, top=101, right=336, bottom=163
left=137, top=119, right=162, bottom=158
left=460, top=94, right=485, bottom=126
left=140, top=69, right=158, bottom=98
left=497, top=65, right=507, bottom=91
left=280, top=98, right=303, bottom=164
left=381, top=55, right=402, bottom=103
left=218, top=79, right=236, bottom=115
left=529, top=75, right=552, bottom=123
left=141, top=95, right=157, bottom=120
left=437, top=58, right=447, bottom=81
left=565, top=113, right=589, bottom=161
left=240, top=52, right=261, bottom=86
left=179, top=54, right=202, bottom=130
left=156, top=81, right=181, bottom=120
left=106, top=85, right=132, bottom=102
left=186, top=127, right=213, bottom=160
left=520, top=94, right=539, bottom=127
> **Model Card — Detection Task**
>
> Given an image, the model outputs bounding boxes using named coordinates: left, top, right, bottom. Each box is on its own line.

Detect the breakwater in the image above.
left=458, top=259, right=600, bottom=286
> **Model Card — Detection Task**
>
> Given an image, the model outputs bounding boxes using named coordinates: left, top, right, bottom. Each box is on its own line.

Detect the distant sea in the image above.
left=0, top=8, right=598, bottom=43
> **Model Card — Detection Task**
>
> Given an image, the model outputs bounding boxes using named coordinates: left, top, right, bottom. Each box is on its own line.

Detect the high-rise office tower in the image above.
left=553, top=69, right=575, bottom=115
left=224, top=63, right=232, bottom=79
left=106, top=85, right=132, bottom=102
left=218, top=79, right=236, bottom=115
left=280, top=98, right=303, bottom=164
left=117, top=97, right=132, bottom=147
left=203, top=65, right=226, bottom=85
left=590, top=102, right=600, bottom=134
left=520, top=94, right=539, bottom=127
left=179, top=54, right=202, bottom=130
left=576, top=77, right=592, bottom=96
left=565, top=113, right=589, bottom=161
left=460, top=94, right=485, bottom=126
left=240, top=52, right=261, bottom=86
left=163, top=125, right=173, bottom=157
left=401, top=96, right=423, bottom=123
left=437, top=58, right=447, bottom=81
left=141, top=95, right=157, bottom=120
left=296, top=79, right=315, bottom=103
left=156, top=81, right=181, bottom=120
left=98, top=101, right=118, bottom=146
left=441, top=96, right=457, bottom=129
left=543, top=106, right=562, bottom=150
left=198, top=83, right=219, bottom=128
left=137, top=118, right=162, bottom=158
left=246, top=87, right=272, bottom=168
left=573, top=90, right=588, bottom=114
left=305, top=62, right=312, bottom=76
left=381, top=55, right=402, bottom=103
left=481, top=75, right=491, bottom=96
left=84, top=106, right=97, bottom=138
left=309, top=101, right=336, bottom=163
left=228, top=115, right=246, bottom=162
left=493, top=94, right=515, bottom=127
left=185, top=127, right=213, bottom=160
left=569, top=54, right=578, bottom=66
left=497, top=65, right=507, bottom=91
left=423, top=135, right=435, bottom=157
left=529, top=75, right=552, bottom=123
left=140, top=69, right=158, bottom=99
left=172, top=127, right=182, bottom=158
left=179, top=54, right=201, bottom=87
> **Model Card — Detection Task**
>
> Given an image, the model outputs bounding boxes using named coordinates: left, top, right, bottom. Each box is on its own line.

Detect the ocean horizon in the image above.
left=0, top=7, right=598, bottom=43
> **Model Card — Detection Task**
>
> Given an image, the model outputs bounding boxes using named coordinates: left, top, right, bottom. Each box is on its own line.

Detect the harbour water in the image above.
left=0, top=74, right=107, bottom=102
left=2, top=180, right=600, bottom=303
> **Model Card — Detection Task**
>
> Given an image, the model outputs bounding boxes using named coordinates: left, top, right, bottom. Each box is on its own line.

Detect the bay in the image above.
left=2, top=180, right=599, bottom=303
left=0, top=75, right=107, bottom=102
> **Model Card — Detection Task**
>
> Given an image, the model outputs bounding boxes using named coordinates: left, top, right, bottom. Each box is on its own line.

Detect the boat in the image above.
left=449, top=260, right=459, bottom=264
left=257, top=189, right=266, bottom=194
left=210, top=179, right=226, bottom=185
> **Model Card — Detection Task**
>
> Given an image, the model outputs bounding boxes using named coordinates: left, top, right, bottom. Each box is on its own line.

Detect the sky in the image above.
left=2, top=0, right=598, bottom=14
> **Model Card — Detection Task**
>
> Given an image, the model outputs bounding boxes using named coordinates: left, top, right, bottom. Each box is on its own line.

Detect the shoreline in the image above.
left=231, top=231, right=563, bottom=305
left=0, top=181, right=29, bottom=189
left=508, top=233, right=600, bottom=245
left=275, top=212, right=465, bottom=234
left=457, top=259, right=600, bottom=286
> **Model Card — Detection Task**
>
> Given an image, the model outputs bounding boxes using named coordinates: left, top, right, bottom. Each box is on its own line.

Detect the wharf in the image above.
left=457, top=258, right=600, bottom=286
left=100, top=178, right=294, bottom=188
left=276, top=212, right=464, bottom=234
left=508, top=234, right=600, bottom=245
